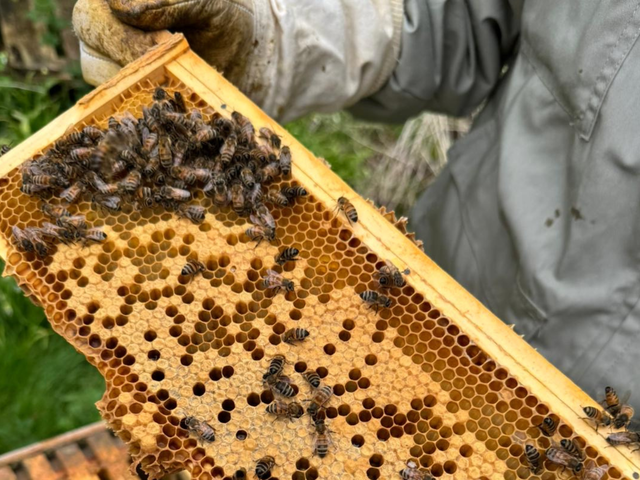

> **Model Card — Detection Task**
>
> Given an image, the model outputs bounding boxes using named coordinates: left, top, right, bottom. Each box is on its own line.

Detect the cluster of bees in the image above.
left=519, top=386, right=638, bottom=480
left=12, top=87, right=306, bottom=257
left=583, top=386, right=639, bottom=451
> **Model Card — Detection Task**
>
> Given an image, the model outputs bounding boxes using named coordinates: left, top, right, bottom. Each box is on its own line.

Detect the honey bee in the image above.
left=195, top=125, right=218, bottom=144
left=170, top=166, right=197, bottom=185
left=359, top=290, right=392, bottom=312
left=524, top=444, right=542, bottom=474
left=582, top=461, right=609, bottom=480
left=255, top=456, right=275, bottom=480
left=12, top=226, right=34, bottom=252
left=275, top=247, right=299, bottom=265
left=281, top=186, right=307, bottom=202
left=302, top=371, right=321, bottom=389
left=232, top=468, right=247, bottom=480
left=141, top=127, right=158, bottom=153
left=68, top=147, right=93, bottom=165
left=603, top=386, right=623, bottom=416
left=246, top=225, right=276, bottom=248
left=171, top=140, right=188, bottom=167
left=606, top=431, right=640, bottom=451
left=259, top=127, right=281, bottom=149
left=240, top=167, right=256, bottom=189
left=313, top=410, right=332, bottom=458
left=251, top=205, right=276, bottom=230
left=376, top=260, right=411, bottom=288
left=264, top=355, right=287, bottom=379
left=20, top=183, right=51, bottom=195
left=265, top=400, right=305, bottom=419
left=135, top=187, right=154, bottom=208
left=81, top=227, right=108, bottom=245
left=39, top=222, right=72, bottom=245
left=265, top=189, right=289, bottom=207
left=181, top=259, right=206, bottom=281
left=232, top=111, right=255, bottom=145
left=263, top=269, right=294, bottom=294
left=160, top=186, right=191, bottom=202
left=42, top=204, right=70, bottom=220
left=306, top=385, right=333, bottom=417
left=230, top=183, right=248, bottom=215
left=537, top=416, right=558, bottom=437
left=0, top=144, right=10, bottom=156
left=120, top=149, right=146, bottom=170
left=545, top=447, right=583, bottom=476
left=158, top=135, right=172, bottom=169
left=172, top=91, right=187, bottom=113
left=259, top=162, right=281, bottom=184
left=118, top=170, right=141, bottom=193
left=183, top=416, right=216, bottom=443
left=93, top=195, right=122, bottom=212
left=613, top=404, right=635, bottom=429
left=335, top=196, right=358, bottom=225
left=399, top=461, right=433, bottom=480
left=248, top=183, right=264, bottom=205
left=57, top=215, right=87, bottom=238
left=582, top=406, right=612, bottom=432
left=282, top=328, right=309, bottom=344
left=560, top=439, right=585, bottom=461
left=60, top=182, right=84, bottom=204
left=279, top=146, right=292, bottom=176
left=176, top=204, right=206, bottom=224
left=82, top=126, right=103, bottom=142
left=219, top=134, right=237, bottom=165
left=24, top=228, right=52, bottom=257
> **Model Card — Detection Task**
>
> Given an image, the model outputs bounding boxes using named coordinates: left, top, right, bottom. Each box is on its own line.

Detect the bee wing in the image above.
left=266, top=269, right=282, bottom=280
left=250, top=213, right=266, bottom=227
left=620, top=390, right=632, bottom=404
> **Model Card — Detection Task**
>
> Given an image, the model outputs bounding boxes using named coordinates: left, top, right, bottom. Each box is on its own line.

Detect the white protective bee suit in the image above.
left=74, top=0, right=639, bottom=410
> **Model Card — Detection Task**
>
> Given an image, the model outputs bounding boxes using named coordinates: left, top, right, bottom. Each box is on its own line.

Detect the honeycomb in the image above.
left=0, top=66, right=633, bottom=480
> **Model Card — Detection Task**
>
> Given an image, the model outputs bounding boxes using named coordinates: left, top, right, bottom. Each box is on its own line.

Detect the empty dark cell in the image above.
left=181, top=355, right=193, bottom=366
left=236, top=430, right=247, bottom=440
left=193, top=383, right=206, bottom=396
left=342, top=319, right=355, bottom=330
left=325, top=407, right=338, bottom=418
left=351, top=435, right=365, bottom=447
left=390, top=426, right=404, bottom=438
left=222, top=399, right=236, bottom=411
left=369, top=454, right=384, bottom=468
left=148, top=350, right=161, bottom=361
left=349, top=368, right=362, bottom=380
left=394, top=414, right=407, bottom=425
left=152, top=370, right=165, bottom=381
left=359, top=411, right=372, bottom=422
left=210, top=368, right=223, bottom=381
left=295, top=362, right=307, bottom=373
left=269, top=334, right=282, bottom=346
left=377, top=429, right=390, bottom=441
left=371, top=407, right=384, bottom=419
left=218, top=411, right=231, bottom=423
left=316, top=367, right=328, bottom=378
left=384, top=404, right=398, bottom=416
left=365, top=354, right=377, bottom=366
left=247, top=393, right=261, bottom=407
left=252, top=349, right=265, bottom=361
left=223, top=366, right=235, bottom=378
left=339, top=330, right=351, bottom=341
left=261, top=390, right=275, bottom=404
left=323, top=343, right=336, bottom=355
left=123, top=355, right=135, bottom=366
left=358, top=378, right=371, bottom=389
left=366, top=468, right=380, bottom=480
left=337, top=404, right=351, bottom=416
left=346, top=413, right=359, bottom=426
left=306, top=468, right=319, bottom=480
left=381, top=416, right=393, bottom=428
left=333, top=384, right=345, bottom=396
left=345, top=381, right=358, bottom=393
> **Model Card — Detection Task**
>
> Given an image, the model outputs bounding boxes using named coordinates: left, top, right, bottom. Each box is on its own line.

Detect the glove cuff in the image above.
left=79, top=41, right=123, bottom=86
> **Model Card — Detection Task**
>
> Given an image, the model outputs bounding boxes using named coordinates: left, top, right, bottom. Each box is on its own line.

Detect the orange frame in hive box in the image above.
left=0, top=33, right=638, bottom=480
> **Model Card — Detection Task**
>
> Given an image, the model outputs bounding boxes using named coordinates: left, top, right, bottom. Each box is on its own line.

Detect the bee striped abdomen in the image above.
left=282, top=328, right=309, bottom=344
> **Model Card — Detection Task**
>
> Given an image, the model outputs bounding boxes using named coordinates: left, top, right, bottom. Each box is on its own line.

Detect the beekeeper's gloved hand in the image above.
left=72, top=0, right=403, bottom=123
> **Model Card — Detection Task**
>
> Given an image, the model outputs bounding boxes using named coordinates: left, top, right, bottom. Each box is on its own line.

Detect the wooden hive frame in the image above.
left=0, top=33, right=638, bottom=480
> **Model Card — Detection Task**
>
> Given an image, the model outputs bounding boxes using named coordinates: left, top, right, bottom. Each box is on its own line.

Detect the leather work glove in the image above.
left=73, top=0, right=404, bottom=122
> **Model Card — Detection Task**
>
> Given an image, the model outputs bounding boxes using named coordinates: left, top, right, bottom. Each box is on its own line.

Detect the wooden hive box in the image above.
left=0, top=33, right=638, bottom=480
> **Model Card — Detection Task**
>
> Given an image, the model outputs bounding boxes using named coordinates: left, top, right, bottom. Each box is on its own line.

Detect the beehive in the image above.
left=0, top=33, right=638, bottom=480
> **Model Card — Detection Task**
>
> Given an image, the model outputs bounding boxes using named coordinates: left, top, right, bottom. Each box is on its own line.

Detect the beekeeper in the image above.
left=73, top=0, right=639, bottom=409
